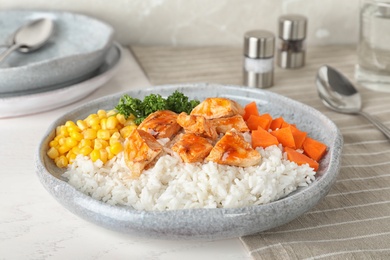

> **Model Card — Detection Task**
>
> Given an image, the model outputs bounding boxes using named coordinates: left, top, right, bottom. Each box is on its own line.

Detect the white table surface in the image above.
left=0, top=48, right=250, bottom=259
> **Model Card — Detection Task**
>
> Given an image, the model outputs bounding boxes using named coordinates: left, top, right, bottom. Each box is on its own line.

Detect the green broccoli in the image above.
left=115, top=90, right=200, bottom=125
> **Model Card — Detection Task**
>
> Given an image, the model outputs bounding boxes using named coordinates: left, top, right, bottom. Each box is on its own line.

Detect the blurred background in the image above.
left=0, top=0, right=360, bottom=46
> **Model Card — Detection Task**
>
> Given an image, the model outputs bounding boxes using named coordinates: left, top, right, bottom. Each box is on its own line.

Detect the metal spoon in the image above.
left=316, top=65, right=390, bottom=139
left=0, top=18, right=54, bottom=63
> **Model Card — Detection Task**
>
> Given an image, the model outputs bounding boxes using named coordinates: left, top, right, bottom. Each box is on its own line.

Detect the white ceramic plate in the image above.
left=0, top=10, right=114, bottom=94
left=0, top=43, right=122, bottom=118
left=36, top=84, right=343, bottom=240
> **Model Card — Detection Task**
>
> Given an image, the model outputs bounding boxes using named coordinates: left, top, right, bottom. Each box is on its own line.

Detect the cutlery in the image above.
left=316, top=65, right=390, bottom=139
left=0, top=18, right=54, bottom=63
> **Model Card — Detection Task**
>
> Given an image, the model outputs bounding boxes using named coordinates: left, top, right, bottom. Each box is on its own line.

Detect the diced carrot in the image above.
left=270, top=126, right=296, bottom=149
left=270, top=117, right=285, bottom=131
left=289, top=125, right=307, bottom=149
left=243, top=101, right=259, bottom=121
left=246, top=114, right=272, bottom=131
left=251, top=127, right=279, bottom=148
left=302, top=137, right=327, bottom=161
left=281, top=121, right=290, bottom=128
left=259, top=113, right=273, bottom=130
left=285, top=147, right=319, bottom=171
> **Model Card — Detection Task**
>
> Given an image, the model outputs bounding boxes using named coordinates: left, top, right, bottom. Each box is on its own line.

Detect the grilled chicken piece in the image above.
left=176, top=112, right=218, bottom=140
left=137, top=110, right=181, bottom=139
left=190, top=97, right=245, bottom=119
left=172, top=133, right=213, bottom=163
left=206, top=129, right=261, bottom=167
left=211, top=115, right=249, bottom=134
left=124, top=129, right=163, bottom=178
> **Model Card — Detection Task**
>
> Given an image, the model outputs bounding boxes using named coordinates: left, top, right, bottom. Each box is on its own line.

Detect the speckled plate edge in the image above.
left=35, top=83, right=343, bottom=240
left=0, top=43, right=123, bottom=118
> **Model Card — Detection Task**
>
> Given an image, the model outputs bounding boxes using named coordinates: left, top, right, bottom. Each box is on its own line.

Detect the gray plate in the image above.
left=35, top=84, right=343, bottom=240
left=0, top=10, right=114, bottom=94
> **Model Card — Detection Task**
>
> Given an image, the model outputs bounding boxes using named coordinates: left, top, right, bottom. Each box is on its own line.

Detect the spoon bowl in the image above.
left=316, top=65, right=390, bottom=139
left=0, top=18, right=54, bottom=62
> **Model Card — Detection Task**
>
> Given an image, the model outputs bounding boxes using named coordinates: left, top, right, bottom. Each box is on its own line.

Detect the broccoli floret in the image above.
left=115, top=91, right=200, bottom=125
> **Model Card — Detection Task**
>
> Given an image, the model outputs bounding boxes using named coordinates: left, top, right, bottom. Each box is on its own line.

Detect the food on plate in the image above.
left=206, top=129, right=261, bottom=167
left=47, top=91, right=328, bottom=211
left=137, top=110, right=181, bottom=139
left=190, top=97, right=244, bottom=119
left=171, top=133, right=213, bottom=163
left=124, top=129, right=163, bottom=179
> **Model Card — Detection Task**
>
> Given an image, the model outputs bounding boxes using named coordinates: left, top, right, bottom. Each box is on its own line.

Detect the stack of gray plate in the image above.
left=0, top=10, right=123, bottom=118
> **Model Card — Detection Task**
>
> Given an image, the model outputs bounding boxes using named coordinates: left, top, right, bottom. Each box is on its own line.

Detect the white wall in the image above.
left=0, top=0, right=360, bottom=46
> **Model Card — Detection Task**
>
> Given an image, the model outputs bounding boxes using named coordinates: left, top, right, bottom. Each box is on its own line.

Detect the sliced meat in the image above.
left=206, top=129, right=261, bottom=167
left=176, top=112, right=218, bottom=140
left=124, top=129, right=163, bottom=178
left=211, top=115, right=249, bottom=134
left=190, top=97, right=245, bottom=119
left=171, top=133, right=213, bottom=163
left=137, top=110, right=181, bottom=139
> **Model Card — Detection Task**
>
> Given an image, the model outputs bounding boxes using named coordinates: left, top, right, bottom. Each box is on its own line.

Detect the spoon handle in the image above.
left=0, top=44, right=20, bottom=63
left=359, top=111, right=390, bottom=139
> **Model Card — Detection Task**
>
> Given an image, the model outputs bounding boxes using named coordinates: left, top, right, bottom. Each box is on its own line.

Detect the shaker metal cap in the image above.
left=278, top=14, right=307, bottom=40
left=244, top=30, right=275, bottom=58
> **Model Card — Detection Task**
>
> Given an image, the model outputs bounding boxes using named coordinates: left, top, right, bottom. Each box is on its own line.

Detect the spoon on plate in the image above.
left=316, top=65, right=390, bottom=139
left=0, top=18, right=54, bottom=63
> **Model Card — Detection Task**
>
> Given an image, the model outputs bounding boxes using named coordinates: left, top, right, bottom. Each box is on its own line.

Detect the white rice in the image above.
left=62, top=144, right=316, bottom=211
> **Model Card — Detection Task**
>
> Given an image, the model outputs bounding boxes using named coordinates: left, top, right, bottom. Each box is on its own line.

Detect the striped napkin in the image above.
left=132, top=45, right=390, bottom=259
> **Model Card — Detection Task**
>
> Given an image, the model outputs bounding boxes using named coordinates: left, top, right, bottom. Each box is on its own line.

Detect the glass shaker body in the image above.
left=277, top=14, right=307, bottom=69
left=355, top=0, right=390, bottom=92
left=243, top=30, right=275, bottom=88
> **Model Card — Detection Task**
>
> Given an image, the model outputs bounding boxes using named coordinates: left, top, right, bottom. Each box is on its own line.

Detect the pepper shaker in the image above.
left=243, top=30, right=275, bottom=88
left=277, top=14, right=307, bottom=69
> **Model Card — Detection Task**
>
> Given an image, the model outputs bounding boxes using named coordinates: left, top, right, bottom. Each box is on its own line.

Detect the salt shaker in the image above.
left=277, top=14, right=307, bottom=69
left=243, top=30, right=275, bottom=88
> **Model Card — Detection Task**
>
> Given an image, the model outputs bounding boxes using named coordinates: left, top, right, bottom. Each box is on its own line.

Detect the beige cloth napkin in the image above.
left=132, top=45, right=390, bottom=259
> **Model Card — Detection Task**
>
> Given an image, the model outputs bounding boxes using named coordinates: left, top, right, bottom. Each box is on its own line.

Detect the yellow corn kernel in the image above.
left=99, top=149, right=108, bottom=164
left=97, top=129, right=111, bottom=140
left=120, top=125, right=137, bottom=138
left=107, top=116, right=119, bottom=130
left=58, top=137, right=67, bottom=146
left=106, top=146, right=115, bottom=160
left=116, top=113, right=126, bottom=125
left=47, top=147, right=59, bottom=159
left=109, top=132, right=121, bottom=146
left=79, top=145, right=93, bottom=156
left=107, top=110, right=116, bottom=117
left=67, top=124, right=81, bottom=134
left=71, top=146, right=81, bottom=155
left=65, top=120, right=76, bottom=127
left=110, top=142, right=123, bottom=155
left=59, top=125, right=69, bottom=137
left=58, top=145, right=71, bottom=155
left=97, top=109, right=107, bottom=119
left=65, top=137, right=78, bottom=148
left=124, top=119, right=136, bottom=126
left=49, top=140, right=58, bottom=148
left=55, top=126, right=62, bottom=136
left=76, top=120, right=88, bottom=131
left=91, top=124, right=101, bottom=131
left=100, top=118, right=107, bottom=130
left=79, top=139, right=92, bottom=148
left=86, top=114, right=100, bottom=127
left=94, top=139, right=108, bottom=150
left=66, top=151, right=77, bottom=163
left=70, top=131, right=83, bottom=141
left=90, top=149, right=100, bottom=162
left=55, top=155, right=68, bottom=168
left=83, top=129, right=97, bottom=140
